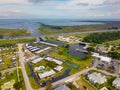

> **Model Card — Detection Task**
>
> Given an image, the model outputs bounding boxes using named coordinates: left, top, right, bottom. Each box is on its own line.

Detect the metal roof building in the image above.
left=38, top=70, right=56, bottom=79
left=53, top=84, right=71, bottom=90
left=87, top=72, right=107, bottom=84
left=31, top=57, right=44, bottom=64
left=112, top=78, right=120, bottom=90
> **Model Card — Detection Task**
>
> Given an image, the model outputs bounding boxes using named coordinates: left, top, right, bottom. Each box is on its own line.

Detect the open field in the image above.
left=50, top=47, right=93, bottom=74
left=76, top=76, right=97, bottom=90
left=0, top=69, right=26, bottom=90
left=0, top=28, right=30, bottom=38
left=38, top=21, right=120, bottom=34
left=0, top=38, right=36, bottom=47
left=104, top=39, right=120, bottom=45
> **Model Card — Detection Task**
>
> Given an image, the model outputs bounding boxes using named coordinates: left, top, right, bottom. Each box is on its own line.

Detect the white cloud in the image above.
left=0, top=0, right=28, bottom=4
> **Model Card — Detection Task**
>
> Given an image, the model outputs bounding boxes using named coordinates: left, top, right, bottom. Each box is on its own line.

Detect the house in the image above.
left=38, top=70, right=56, bottom=79
left=53, top=84, right=71, bottom=90
left=52, top=59, right=63, bottom=65
left=100, top=87, right=108, bottom=90
left=31, top=57, right=44, bottom=64
left=35, top=47, right=51, bottom=54
left=112, top=78, right=120, bottom=90
left=45, top=57, right=63, bottom=65
left=92, top=53, right=111, bottom=63
left=87, top=72, right=107, bottom=84
left=0, top=57, right=4, bottom=65
left=54, top=66, right=63, bottom=71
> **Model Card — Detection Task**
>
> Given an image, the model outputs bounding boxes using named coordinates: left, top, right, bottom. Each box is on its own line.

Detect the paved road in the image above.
left=18, top=44, right=33, bottom=90
left=40, top=67, right=119, bottom=90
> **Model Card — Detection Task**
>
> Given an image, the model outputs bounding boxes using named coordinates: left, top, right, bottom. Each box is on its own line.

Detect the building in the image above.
left=54, top=66, right=63, bottom=71
left=100, top=87, right=108, bottom=90
left=31, top=57, right=44, bottom=64
left=35, top=47, right=51, bottom=54
left=38, top=70, right=56, bottom=79
left=92, top=53, right=111, bottom=63
left=34, top=66, right=45, bottom=71
left=53, top=84, right=71, bottom=90
left=112, top=78, right=120, bottom=90
left=57, top=36, right=79, bottom=44
left=45, top=57, right=63, bottom=65
left=0, top=57, right=4, bottom=65
left=87, top=72, right=107, bottom=84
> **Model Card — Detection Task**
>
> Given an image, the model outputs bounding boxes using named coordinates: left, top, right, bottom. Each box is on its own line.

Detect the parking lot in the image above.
left=92, top=59, right=120, bottom=75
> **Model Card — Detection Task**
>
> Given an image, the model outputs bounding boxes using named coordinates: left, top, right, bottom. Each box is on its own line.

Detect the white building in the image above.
left=53, top=84, right=71, bottom=90
left=35, top=47, right=51, bottom=54
left=57, top=36, right=79, bottom=43
left=100, top=87, right=108, bottom=90
left=92, top=53, right=111, bottom=63
left=0, top=57, right=4, bottom=65
left=112, top=78, right=120, bottom=90
left=38, top=70, right=56, bottom=79
left=45, top=57, right=63, bottom=65
left=87, top=72, right=107, bottom=84
left=54, top=66, right=63, bottom=71
left=31, top=57, right=44, bottom=64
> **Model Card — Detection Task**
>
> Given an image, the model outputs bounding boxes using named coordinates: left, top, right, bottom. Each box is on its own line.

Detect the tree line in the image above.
left=83, top=31, right=120, bottom=44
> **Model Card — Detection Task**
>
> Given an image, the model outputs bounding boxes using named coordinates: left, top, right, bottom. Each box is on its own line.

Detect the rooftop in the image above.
left=38, top=70, right=56, bottom=79
left=53, top=84, right=71, bottom=90
left=87, top=72, right=107, bottom=84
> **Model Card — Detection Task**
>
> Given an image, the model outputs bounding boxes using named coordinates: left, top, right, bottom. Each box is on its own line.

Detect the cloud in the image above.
left=0, top=0, right=28, bottom=4
left=28, top=0, right=48, bottom=4
left=104, top=0, right=120, bottom=7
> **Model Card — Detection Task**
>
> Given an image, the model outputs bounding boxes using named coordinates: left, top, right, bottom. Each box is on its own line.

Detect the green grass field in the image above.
left=1, top=79, right=15, bottom=90
left=0, top=28, right=30, bottom=38
left=50, top=47, right=93, bottom=74
left=0, top=38, right=36, bottom=47
left=0, top=69, right=26, bottom=90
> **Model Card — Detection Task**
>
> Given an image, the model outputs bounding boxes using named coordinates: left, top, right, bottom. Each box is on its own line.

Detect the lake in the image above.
left=0, top=19, right=103, bottom=37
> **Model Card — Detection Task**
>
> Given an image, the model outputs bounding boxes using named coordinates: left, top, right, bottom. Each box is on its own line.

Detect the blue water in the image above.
left=0, top=19, right=103, bottom=37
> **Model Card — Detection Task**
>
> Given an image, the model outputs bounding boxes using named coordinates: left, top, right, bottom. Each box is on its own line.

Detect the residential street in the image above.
left=18, top=44, right=33, bottom=90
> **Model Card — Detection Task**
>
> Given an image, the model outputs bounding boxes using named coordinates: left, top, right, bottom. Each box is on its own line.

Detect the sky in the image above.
left=0, top=0, right=120, bottom=19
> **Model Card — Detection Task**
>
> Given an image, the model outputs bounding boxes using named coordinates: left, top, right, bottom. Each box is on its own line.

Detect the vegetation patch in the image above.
left=0, top=28, right=30, bottom=38
left=0, top=38, right=36, bottom=47
left=83, top=31, right=120, bottom=44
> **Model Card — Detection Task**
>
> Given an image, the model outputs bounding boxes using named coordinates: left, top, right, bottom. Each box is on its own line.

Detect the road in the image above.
left=18, top=44, right=33, bottom=90
left=40, top=67, right=119, bottom=90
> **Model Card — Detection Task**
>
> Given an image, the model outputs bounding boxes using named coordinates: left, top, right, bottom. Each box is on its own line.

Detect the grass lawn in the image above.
left=1, top=79, right=15, bottom=90
left=50, top=47, right=93, bottom=74
left=0, top=28, right=30, bottom=38
left=76, top=76, right=97, bottom=90
left=29, top=77, right=40, bottom=89
left=25, top=63, right=40, bottom=89
left=0, top=69, right=26, bottom=90
left=0, top=38, right=36, bottom=47
left=104, top=39, right=120, bottom=45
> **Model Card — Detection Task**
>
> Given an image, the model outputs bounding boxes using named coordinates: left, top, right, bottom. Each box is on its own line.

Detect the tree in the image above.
left=86, top=47, right=95, bottom=52
left=0, top=72, right=2, bottom=77
left=87, top=52, right=92, bottom=58
left=47, top=61, right=57, bottom=68
left=46, top=82, right=52, bottom=90
left=13, top=81, right=22, bottom=90
left=107, top=52, right=120, bottom=59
